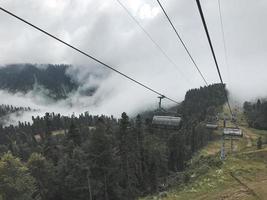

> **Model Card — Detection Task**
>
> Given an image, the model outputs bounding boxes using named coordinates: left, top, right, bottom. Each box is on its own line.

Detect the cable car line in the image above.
left=0, top=6, right=179, bottom=105
left=218, top=0, right=230, bottom=84
left=195, top=0, right=233, bottom=116
left=156, top=0, right=208, bottom=86
left=115, top=0, right=191, bottom=85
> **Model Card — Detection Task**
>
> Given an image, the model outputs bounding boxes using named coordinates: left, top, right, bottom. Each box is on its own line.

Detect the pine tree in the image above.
left=67, top=121, right=81, bottom=146
left=135, top=115, right=145, bottom=189
left=27, top=153, right=57, bottom=200
left=168, top=132, right=186, bottom=171
left=117, top=112, right=137, bottom=199
left=0, top=152, right=38, bottom=200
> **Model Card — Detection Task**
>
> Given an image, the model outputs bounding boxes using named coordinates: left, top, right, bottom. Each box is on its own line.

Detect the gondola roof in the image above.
left=152, top=116, right=181, bottom=127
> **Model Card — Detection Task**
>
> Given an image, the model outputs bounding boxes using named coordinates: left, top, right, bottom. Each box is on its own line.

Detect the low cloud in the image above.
left=1, top=0, right=267, bottom=124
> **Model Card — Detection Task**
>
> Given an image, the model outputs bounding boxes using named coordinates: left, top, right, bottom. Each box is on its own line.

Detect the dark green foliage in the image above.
left=0, top=83, right=227, bottom=199
left=244, top=99, right=267, bottom=129
left=0, top=64, right=79, bottom=99
left=86, top=125, right=119, bottom=200
left=0, top=152, right=38, bottom=200
left=181, top=83, right=226, bottom=153
left=27, top=153, right=57, bottom=200
left=168, top=132, right=187, bottom=171
left=182, top=83, right=226, bottom=120
left=116, top=112, right=139, bottom=199
left=67, top=122, right=81, bottom=146
left=142, top=135, right=168, bottom=193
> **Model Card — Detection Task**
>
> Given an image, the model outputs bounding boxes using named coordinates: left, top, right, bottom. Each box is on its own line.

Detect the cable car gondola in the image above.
left=223, top=127, right=243, bottom=138
left=152, top=96, right=181, bottom=130
left=206, top=123, right=218, bottom=130
left=205, top=113, right=219, bottom=130
left=222, top=112, right=242, bottom=138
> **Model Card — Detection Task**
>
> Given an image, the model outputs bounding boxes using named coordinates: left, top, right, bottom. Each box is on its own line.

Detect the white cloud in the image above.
left=138, top=4, right=160, bottom=19
left=0, top=0, right=267, bottom=122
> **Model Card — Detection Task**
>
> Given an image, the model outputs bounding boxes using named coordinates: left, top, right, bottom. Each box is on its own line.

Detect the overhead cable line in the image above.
left=0, top=6, right=179, bottom=104
left=115, top=0, right=191, bottom=85
left=195, top=0, right=233, bottom=116
left=156, top=0, right=208, bottom=86
left=218, top=0, right=230, bottom=84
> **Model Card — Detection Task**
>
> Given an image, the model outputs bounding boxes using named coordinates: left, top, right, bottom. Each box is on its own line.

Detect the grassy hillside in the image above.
left=141, top=111, right=267, bottom=200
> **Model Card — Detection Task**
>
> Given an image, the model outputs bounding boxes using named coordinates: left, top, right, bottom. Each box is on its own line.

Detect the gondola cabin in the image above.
left=223, top=128, right=243, bottom=137
left=152, top=116, right=181, bottom=130
left=206, top=123, right=218, bottom=130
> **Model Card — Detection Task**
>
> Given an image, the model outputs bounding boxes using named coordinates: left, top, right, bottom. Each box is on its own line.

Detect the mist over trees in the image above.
left=0, top=83, right=227, bottom=200
left=0, top=104, right=32, bottom=126
left=0, top=64, right=91, bottom=100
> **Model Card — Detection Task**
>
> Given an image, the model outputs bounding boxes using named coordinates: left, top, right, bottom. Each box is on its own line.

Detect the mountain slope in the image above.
left=0, top=64, right=82, bottom=99
left=141, top=111, right=267, bottom=200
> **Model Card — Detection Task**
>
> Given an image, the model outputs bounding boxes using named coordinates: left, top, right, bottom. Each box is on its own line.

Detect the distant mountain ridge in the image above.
left=0, top=64, right=95, bottom=99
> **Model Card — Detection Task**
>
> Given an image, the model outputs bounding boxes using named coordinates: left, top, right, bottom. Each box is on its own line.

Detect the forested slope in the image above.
left=0, top=83, right=227, bottom=200
left=142, top=110, right=267, bottom=200
left=0, top=64, right=82, bottom=99
left=243, top=99, right=267, bottom=129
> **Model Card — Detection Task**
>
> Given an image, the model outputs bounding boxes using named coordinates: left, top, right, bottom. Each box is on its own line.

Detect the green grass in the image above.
left=141, top=150, right=267, bottom=200
left=248, top=128, right=267, bottom=137
left=141, top=113, right=267, bottom=200
left=141, top=107, right=267, bottom=200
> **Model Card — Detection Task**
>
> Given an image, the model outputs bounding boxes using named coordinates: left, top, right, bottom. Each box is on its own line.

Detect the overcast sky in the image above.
left=1, top=0, right=267, bottom=118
